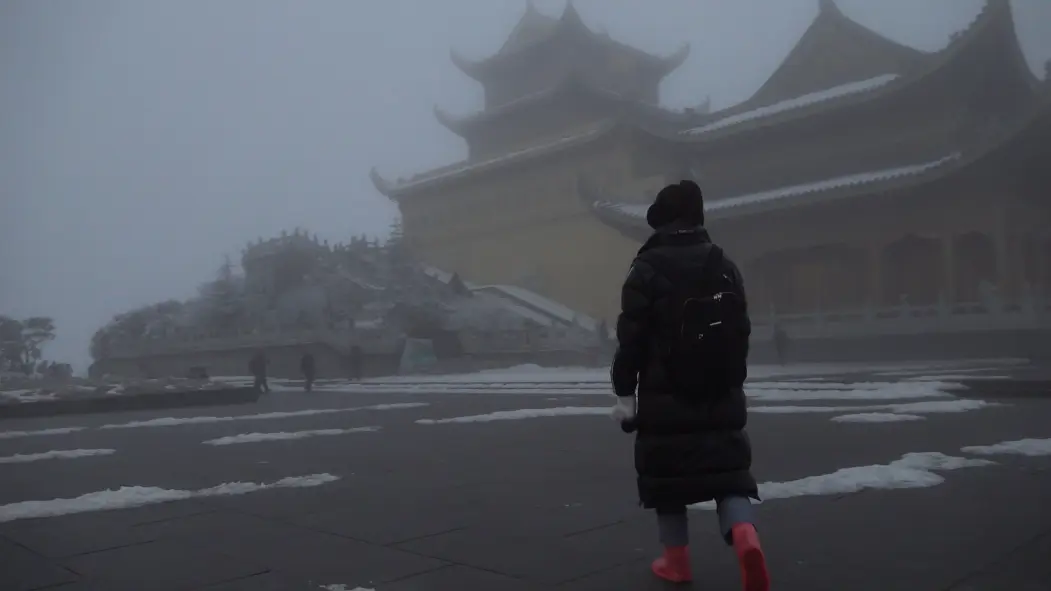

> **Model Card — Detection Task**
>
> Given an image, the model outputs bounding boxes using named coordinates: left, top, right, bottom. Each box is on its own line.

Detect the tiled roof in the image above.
left=380, top=123, right=614, bottom=194
left=597, top=153, right=961, bottom=220
left=683, top=74, right=900, bottom=136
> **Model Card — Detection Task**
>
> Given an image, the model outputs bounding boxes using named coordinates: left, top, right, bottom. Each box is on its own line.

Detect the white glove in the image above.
left=610, top=396, right=636, bottom=422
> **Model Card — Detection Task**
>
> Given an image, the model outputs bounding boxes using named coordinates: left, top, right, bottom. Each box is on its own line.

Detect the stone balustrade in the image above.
left=104, top=327, right=401, bottom=359
left=751, top=297, right=1051, bottom=340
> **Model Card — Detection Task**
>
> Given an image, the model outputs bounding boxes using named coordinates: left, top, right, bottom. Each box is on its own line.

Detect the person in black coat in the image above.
left=300, top=352, right=316, bottom=392
left=248, top=350, right=269, bottom=393
left=610, top=180, right=770, bottom=589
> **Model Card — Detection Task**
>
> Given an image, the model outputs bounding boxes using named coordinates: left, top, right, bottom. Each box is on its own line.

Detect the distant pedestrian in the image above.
left=300, top=352, right=316, bottom=392
left=248, top=350, right=269, bottom=393
left=349, top=345, right=363, bottom=381
left=773, top=324, right=789, bottom=365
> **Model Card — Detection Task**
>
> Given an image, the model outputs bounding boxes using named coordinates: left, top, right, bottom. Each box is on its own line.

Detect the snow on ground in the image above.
left=961, top=438, right=1051, bottom=457
left=416, top=391, right=991, bottom=425
left=831, top=413, right=925, bottom=423
left=0, top=389, right=59, bottom=403
left=0, top=473, right=340, bottom=523
left=873, top=360, right=1028, bottom=377
left=0, top=376, right=256, bottom=404
left=0, top=449, right=115, bottom=464
left=416, top=407, right=609, bottom=425
left=299, top=358, right=1021, bottom=393
left=750, top=398, right=992, bottom=415
left=0, top=427, right=85, bottom=440
left=690, top=452, right=994, bottom=510
left=98, top=402, right=427, bottom=430
left=203, top=426, right=381, bottom=446
left=747, top=381, right=958, bottom=402
left=904, top=375, right=1010, bottom=382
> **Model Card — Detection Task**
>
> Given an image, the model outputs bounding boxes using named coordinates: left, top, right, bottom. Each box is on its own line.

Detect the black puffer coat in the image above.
left=611, top=223, right=759, bottom=508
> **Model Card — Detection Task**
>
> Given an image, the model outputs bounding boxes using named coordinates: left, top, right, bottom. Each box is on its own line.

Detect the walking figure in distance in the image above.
left=772, top=323, right=789, bottom=365
left=248, top=350, right=269, bottom=393
left=300, top=352, right=316, bottom=392
left=610, top=180, right=770, bottom=589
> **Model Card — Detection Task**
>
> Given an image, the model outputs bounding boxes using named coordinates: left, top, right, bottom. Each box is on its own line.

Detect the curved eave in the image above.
left=671, top=0, right=1037, bottom=145
left=936, top=0, right=1042, bottom=93
left=373, top=121, right=622, bottom=199
left=450, top=3, right=688, bottom=83
left=369, top=167, right=393, bottom=198
left=436, top=76, right=687, bottom=137
left=589, top=97, right=1048, bottom=237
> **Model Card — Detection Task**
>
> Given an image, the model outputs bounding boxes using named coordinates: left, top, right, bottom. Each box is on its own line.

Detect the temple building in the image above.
left=371, top=0, right=1051, bottom=357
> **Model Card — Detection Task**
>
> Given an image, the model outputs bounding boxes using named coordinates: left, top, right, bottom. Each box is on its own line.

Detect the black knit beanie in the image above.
left=646, top=180, right=704, bottom=229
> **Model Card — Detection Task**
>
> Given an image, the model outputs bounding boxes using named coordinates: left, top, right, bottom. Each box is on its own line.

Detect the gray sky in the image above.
left=2, top=0, right=1049, bottom=372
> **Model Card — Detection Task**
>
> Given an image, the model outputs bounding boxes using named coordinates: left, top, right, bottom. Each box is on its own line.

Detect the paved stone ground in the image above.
left=1, top=376, right=1050, bottom=591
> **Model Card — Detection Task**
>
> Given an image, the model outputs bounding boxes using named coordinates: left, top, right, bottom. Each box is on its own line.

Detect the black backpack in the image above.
left=646, top=245, right=747, bottom=392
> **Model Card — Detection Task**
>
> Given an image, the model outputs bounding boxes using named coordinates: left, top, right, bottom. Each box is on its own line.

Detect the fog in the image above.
left=2, top=0, right=1050, bottom=372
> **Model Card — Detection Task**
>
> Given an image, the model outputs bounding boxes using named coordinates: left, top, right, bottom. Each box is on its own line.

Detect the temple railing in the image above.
left=751, top=297, right=1051, bottom=340
left=102, top=324, right=604, bottom=359
left=104, top=327, right=402, bottom=358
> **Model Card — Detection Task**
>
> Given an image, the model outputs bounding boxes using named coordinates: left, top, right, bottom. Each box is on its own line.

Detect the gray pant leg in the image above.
left=716, top=496, right=755, bottom=545
left=656, top=507, right=689, bottom=547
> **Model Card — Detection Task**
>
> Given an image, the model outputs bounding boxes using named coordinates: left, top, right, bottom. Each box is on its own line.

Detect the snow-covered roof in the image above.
left=421, top=266, right=598, bottom=329
left=375, top=123, right=614, bottom=194
left=683, top=74, right=900, bottom=136
left=474, top=284, right=598, bottom=331
left=601, top=153, right=962, bottom=220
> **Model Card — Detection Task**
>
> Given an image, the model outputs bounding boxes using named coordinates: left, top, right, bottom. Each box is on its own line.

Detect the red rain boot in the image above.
left=731, top=523, right=770, bottom=591
left=651, top=545, right=692, bottom=583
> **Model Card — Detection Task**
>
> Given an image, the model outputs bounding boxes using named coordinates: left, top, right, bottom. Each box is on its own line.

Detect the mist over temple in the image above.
left=372, top=0, right=1050, bottom=363
left=2, top=1, right=1050, bottom=590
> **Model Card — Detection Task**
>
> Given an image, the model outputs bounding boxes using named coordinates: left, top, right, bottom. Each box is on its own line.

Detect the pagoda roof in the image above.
left=433, top=74, right=706, bottom=138
left=371, top=0, right=1046, bottom=200
left=582, top=89, right=1051, bottom=239
left=450, top=1, right=689, bottom=83
left=667, top=0, right=1040, bottom=143
left=371, top=121, right=620, bottom=198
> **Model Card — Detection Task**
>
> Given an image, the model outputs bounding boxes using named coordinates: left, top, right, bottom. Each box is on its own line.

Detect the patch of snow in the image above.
left=690, top=452, right=994, bottom=510
left=204, top=426, right=381, bottom=446
left=99, top=402, right=428, bottom=429
left=334, top=360, right=1019, bottom=388
left=685, top=74, right=900, bottom=135
left=0, top=389, right=59, bottom=403
left=748, top=381, right=957, bottom=402
left=0, top=427, right=85, bottom=440
left=0, top=473, right=340, bottom=523
left=830, top=413, right=925, bottom=423
left=474, top=285, right=597, bottom=330
left=0, top=449, right=116, bottom=464
left=903, top=374, right=1010, bottom=381
left=416, top=406, right=609, bottom=424
left=872, top=360, right=1028, bottom=377
left=750, top=398, right=992, bottom=415
left=961, top=438, right=1051, bottom=457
